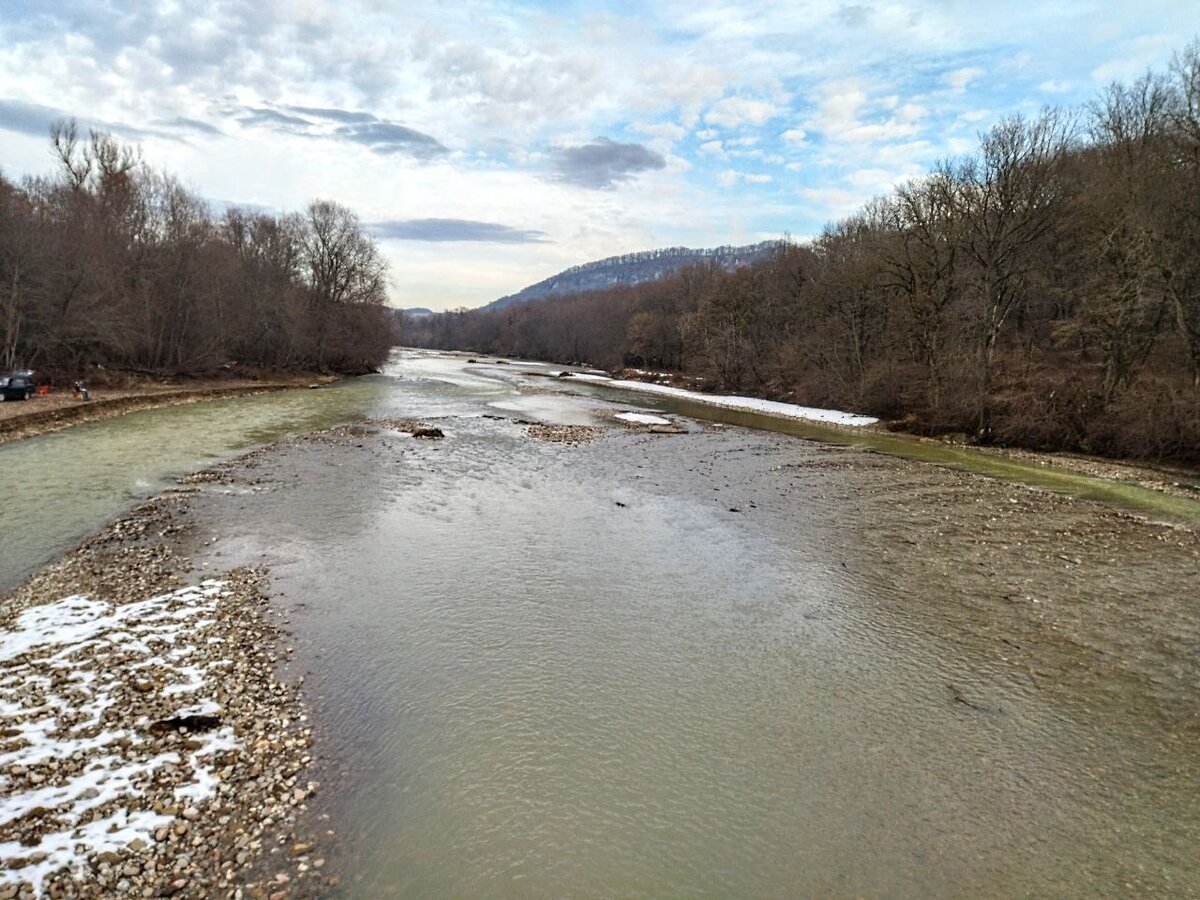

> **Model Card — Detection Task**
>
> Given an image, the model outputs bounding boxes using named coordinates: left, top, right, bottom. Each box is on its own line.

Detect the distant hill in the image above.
left=402, top=307, right=434, bottom=317
left=481, top=242, right=782, bottom=311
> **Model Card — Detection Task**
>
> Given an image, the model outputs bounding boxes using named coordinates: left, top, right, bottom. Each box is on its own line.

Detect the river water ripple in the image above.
left=4, top=350, right=1199, bottom=897
left=183, top=351, right=1199, bottom=898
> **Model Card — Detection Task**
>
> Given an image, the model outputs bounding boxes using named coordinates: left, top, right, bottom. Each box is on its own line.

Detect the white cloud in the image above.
left=808, top=81, right=927, bottom=145
left=943, top=66, right=984, bottom=94
left=718, top=169, right=772, bottom=187
left=810, top=82, right=869, bottom=137
left=846, top=168, right=899, bottom=190
left=632, top=120, right=688, bottom=152
left=704, top=96, right=780, bottom=128
left=640, top=61, right=730, bottom=109
left=798, top=186, right=868, bottom=218
left=871, top=140, right=934, bottom=167
left=1090, top=33, right=1178, bottom=83
left=781, top=128, right=808, bottom=145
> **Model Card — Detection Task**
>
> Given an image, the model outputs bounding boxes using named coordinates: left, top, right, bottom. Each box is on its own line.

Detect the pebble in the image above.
left=0, top=456, right=335, bottom=898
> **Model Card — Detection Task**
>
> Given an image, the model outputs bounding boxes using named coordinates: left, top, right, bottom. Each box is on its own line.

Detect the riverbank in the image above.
left=527, top=362, right=1200, bottom=505
left=0, top=460, right=334, bottom=898
left=0, top=375, right=338, bottom=447
left=552, top=367, right=1200, bottom=508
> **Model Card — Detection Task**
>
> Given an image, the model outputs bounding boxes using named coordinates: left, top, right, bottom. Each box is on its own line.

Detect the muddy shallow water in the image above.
left=158, top=352, right=1200, bottom=898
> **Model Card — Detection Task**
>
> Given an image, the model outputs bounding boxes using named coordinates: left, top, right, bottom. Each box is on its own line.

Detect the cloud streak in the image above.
left=0, top=98, right=165, bottom=143
left=333, top=122, right=448, bottom=158
left=371, top=218, right=550, bottom=243
left=235, top=105, right=448, bottom=158
left=0, top=98, right=64, bottom=139
left=552, top=138, right=666, bottom=189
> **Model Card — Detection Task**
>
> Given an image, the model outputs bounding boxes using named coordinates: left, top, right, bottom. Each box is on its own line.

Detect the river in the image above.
left=4, top=349, right=1200, bottom=897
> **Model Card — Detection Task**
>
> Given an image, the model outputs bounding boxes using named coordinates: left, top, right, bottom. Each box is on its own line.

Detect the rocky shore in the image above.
left=0, top=480, right=334, bottom=897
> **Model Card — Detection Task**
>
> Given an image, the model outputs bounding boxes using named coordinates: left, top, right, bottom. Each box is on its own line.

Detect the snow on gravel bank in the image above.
left=573, top=375, right=879, bottom=427
left=613, top=412, right=674, bottom=426
left=0, top=582, right=236, bottom=895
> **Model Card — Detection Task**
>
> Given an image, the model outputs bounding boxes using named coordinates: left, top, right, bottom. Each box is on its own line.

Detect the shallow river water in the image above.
left=4, top=350, right=1200, bottom=897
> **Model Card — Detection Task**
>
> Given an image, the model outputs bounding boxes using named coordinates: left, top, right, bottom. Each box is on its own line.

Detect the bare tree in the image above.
left=953, top=111, right=1076, bottom=434
left=301, top=200, right=388, bottom=368
left=1167, top=41, right=1200, bottom=388
left=0, top=176, right=41, bottom=370
left=879, top=172, right=962, bottom=414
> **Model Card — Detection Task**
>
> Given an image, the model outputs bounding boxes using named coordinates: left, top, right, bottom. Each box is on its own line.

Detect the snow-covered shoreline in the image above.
left=0, top=483, right=324, bottom=899
left=0, top=584, right=236, bottom=894
left=570, top=374, right=880, bottom=427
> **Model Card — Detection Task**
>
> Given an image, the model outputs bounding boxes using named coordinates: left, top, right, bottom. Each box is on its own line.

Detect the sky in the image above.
left=1, top=1, right=1198, bottom=311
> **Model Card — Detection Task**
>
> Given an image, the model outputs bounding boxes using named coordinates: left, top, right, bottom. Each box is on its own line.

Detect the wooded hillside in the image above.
left=406, top=43, right=1200, bottom=463
left=0, top=122, right=393, bottom=379
left=484, top=242, right=781, bottom=311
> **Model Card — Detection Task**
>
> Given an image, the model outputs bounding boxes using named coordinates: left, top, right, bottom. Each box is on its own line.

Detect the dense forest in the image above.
left=0, top=121, right=393, bottom=380
left=408, top=44, right=1200, bottom=463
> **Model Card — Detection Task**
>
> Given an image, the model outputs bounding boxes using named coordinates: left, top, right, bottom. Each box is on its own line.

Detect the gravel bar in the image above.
left=1, top=475, right=334, bottom=898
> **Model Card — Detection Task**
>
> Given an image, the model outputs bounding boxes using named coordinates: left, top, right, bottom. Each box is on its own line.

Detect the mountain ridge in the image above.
left=480, top=241, right=782, bottom=311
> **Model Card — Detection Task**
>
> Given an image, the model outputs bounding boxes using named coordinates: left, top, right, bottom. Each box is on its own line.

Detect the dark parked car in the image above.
left=0, top=370, right=35, bottom=401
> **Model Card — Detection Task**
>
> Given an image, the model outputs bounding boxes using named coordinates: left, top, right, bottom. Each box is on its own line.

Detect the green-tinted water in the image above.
left=0, top=381, right=381, bottom=593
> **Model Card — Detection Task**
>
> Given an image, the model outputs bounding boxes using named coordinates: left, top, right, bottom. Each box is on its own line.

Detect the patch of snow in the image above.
left=0, top=807, right=174, bottom=896
left=174, top=726, right=239, bottom=803
left=0, top=581, right=239, bottom=894
left=614, top=412, right=673, bottom=426
left=176, top=700, right=221, bottom=718
left=571, top=375, right=878, bottom=427
left=161, top=664, right=206, bottom=695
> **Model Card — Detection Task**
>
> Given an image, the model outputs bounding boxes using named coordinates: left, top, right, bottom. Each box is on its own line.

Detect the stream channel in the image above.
left=3, top=349, right=1199, bottom=897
